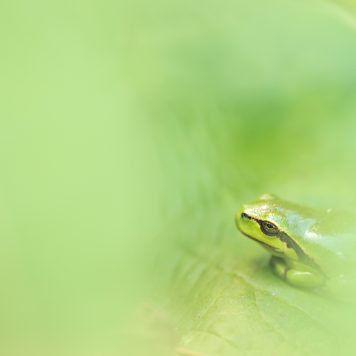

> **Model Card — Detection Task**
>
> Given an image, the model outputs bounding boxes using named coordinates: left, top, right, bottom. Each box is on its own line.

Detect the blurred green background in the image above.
left=2, top=0, right=356, bottom=355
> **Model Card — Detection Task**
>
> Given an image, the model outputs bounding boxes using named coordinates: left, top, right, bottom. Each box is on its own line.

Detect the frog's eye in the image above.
left=260, top=221, right=279, bottom=236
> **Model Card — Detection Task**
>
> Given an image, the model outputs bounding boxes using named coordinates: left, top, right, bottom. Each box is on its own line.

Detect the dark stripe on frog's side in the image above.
left=241, top=213, right=319, bottom=269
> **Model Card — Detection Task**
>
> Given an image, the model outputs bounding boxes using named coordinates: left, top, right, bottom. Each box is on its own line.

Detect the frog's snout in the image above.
left=235, top=208, right=247, bottom=229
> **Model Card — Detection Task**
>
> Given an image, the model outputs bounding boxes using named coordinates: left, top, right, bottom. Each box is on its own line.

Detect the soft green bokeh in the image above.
left=2, top=0, right=356, bottom=355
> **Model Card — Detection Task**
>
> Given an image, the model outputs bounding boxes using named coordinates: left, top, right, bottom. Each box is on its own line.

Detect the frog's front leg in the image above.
left=269, top=256, right=324, bottom=288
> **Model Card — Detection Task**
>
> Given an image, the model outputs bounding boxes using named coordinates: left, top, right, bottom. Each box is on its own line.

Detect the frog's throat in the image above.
left=238, top=229, right=280, bottom=253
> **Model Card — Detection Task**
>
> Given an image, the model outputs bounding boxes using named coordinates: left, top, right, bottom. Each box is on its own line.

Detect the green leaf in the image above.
left=126, top=1, right=356, bottom=354
left=3, top=0, right=356, bottom=355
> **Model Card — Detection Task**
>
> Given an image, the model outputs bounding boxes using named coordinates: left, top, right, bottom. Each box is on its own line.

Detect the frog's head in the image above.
left=235, top=194, right=310, bottom=261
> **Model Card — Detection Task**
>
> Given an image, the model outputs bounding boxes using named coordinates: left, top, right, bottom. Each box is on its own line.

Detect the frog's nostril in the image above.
left=241, top=213, right=250, bottom=219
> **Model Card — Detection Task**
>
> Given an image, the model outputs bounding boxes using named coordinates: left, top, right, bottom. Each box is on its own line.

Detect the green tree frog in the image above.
left=235, top=194, right=354, bottom=289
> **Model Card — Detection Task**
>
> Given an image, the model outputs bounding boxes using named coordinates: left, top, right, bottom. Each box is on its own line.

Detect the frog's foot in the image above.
left=269, top=256, right=325, bottom=288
